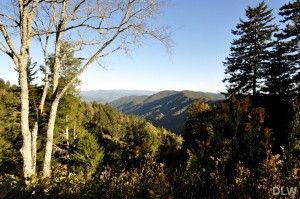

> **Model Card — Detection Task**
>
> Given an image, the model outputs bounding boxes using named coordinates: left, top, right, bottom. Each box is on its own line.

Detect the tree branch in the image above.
left=0, top=20, right=20, bottom=61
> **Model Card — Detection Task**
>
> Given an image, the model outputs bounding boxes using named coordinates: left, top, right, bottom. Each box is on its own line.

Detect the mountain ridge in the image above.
left=81, top=89, right=157, bottom=104
left=110, top=90, right=225, bottom=134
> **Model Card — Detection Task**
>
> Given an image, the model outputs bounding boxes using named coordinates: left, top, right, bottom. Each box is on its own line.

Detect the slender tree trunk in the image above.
left=43, top=10, right=63, bottom=177
left=253, top=73, right=257, bottom=96
left=19, top=61, right=33, bottom=179
left=43, top=99, right=60, bottom=178
left=31, top=123, right=38, bottom=173
left=65, top=117, right=69, bottom=150
left=32, top=63, right=49, bottom=174
left=73, top=124, right=76, bottom=140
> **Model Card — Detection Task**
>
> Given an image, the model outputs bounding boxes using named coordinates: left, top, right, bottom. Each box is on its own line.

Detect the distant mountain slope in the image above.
left=111, top=90, right=225, bottom=134
left=81, top=89, right=157, bottom=104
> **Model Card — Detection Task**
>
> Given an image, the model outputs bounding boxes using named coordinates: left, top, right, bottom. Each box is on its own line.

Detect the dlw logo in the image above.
left=273, top=186, right=297, bottom=196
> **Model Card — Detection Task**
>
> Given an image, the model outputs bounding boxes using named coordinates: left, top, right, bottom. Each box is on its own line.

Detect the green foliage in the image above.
left=82, top=101, right=180, bottom=169
left=70, top=132, right=104, bottom=175
left=0, top=83, right=21, bottom=175
left=0, top=137, right=17, bottom=173
left=47, top=41, right=82, bottom=89
left=156, top=130, right=183, bottom=167
left=0, top=78, right=7, bottom=89
left=0, top=83, right=299, bottom=198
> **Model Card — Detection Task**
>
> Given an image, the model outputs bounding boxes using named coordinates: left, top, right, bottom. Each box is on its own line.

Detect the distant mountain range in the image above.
left=110, top=90, right=225, bottom=134
left=81, top=89, right=157, bottom=104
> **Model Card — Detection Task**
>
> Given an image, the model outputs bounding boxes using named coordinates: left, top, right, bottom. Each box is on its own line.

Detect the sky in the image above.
left=0, top=0, right=287, bottom=93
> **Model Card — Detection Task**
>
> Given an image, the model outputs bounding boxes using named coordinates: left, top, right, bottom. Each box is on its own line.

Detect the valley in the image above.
left=82, top=90, right=225, bottom=134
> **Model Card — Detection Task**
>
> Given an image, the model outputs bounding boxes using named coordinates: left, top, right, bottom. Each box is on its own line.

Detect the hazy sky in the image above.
left=0, top=0, right=286, bottom=92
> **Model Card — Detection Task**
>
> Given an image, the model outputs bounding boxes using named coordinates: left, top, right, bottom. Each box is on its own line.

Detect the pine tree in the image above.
left=276, top=0, right=300, bottom=97
left=27, top=58, right=38, bottom=86
left=263, top=40, right=295, bottom=96
left=70, top=131, right=104, bottom=176
left=223, top=2, right=277, bottom=97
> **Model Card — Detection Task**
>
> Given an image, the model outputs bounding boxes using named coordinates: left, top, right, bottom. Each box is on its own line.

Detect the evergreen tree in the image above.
left=276, top=0, right=300, bottom=97
left=263, top=40, right=295, bottom=97
left=27, top=57, right=38, bottom=86
left=70, top=131, right=104, bottom=176
left=223, top=2, right=277, bottom=97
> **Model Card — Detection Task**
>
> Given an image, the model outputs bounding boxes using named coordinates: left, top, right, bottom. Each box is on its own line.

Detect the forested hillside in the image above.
left=111, top=90, right=224, bottom=134
left=0, top=78, right=183, bottom=182
left=0, top=0, right=300, bottom=198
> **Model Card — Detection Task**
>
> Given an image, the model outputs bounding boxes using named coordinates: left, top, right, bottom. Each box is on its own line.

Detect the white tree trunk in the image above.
left=31, top=67, right=48, bottom=174
left=65, top=118, right=69, bottom=150
left=43, top=99, right=59, bottom=178
left=31, top=123, right=38, bottom=173
left=19, top=61, right=33, bottom=179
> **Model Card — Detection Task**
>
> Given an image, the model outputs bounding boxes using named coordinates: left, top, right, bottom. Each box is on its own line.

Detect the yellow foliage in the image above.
left=264, top=128, right=272, bottom=139
left=231, top=95, right=237, bottom=104
left=241, top=96, right=251, bottom=113
left=206, top=139, right=211, bottom=146
left=196, top=102, right=211, bottom=112
left=247, top=113, right=252, bottom=120
left=231, top=95, right=241, bottom=111
left=255, top=107, right=265, bottom=124
left=221, top=102, right=230, bottom=112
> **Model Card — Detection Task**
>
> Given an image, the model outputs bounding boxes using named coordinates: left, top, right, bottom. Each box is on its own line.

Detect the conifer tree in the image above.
left=263, top=40, right=295, bottom=96
left=223, top=2, right=277, bottom=97
left=276, top=0, right=300, bottom=97
left=27, top=58, right=38, bottom=86
left=70, top=131, right=104, bottom=176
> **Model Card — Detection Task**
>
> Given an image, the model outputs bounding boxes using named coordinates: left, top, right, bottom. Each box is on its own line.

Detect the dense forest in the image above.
left=0, top=0, right=300, bottom=198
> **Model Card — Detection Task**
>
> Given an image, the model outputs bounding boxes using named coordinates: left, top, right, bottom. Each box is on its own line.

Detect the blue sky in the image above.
left=0, top=0, right=287, bottom=92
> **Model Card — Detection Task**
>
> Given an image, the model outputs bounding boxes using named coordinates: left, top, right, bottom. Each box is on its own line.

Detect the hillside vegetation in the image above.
left=1, top=78, right=299, bottom=198
left=111, top=90, right=224, bottom=134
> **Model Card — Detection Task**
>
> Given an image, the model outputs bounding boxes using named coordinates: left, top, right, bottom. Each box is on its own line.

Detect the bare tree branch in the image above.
left=0, top=20, right=20, bottom=61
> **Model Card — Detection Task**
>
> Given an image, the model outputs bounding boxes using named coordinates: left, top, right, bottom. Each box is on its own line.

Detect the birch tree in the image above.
left=0, top=0, right=171, bottom=179
left=0, top=0, right=39, bottom=180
